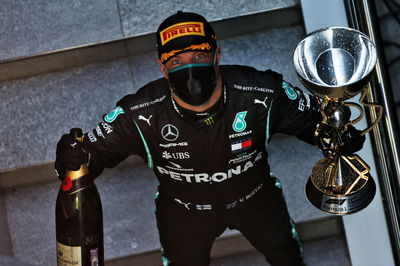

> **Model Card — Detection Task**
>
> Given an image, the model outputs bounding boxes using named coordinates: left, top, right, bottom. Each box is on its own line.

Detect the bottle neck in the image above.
left=65, top=164, right=89, bottom=181
left=62, top=128, right=91, bottom=192
left=62, top=165, right=92, bottom=193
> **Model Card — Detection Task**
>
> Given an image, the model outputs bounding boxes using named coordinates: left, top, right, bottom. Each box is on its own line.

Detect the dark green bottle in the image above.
left=56, top=128, right=104, bottom=266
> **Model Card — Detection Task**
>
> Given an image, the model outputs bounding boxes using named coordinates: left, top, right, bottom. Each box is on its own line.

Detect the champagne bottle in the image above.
left=56, top=128, right=104, bottom=266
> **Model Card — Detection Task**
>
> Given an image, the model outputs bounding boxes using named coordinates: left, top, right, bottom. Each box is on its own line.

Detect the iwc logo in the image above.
left=161, top=124, right=179, bottom=141
left=232, top=111, right=247, bottom=133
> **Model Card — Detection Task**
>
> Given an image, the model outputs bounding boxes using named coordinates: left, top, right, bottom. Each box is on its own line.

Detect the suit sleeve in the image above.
left=269, top=80, right=322, bottom=145
left=83, top=104, right=146, bottom=179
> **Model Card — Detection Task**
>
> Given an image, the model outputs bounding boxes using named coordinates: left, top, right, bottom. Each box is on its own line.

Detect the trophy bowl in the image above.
left=293, top=27, right=379, bottom=215
left=293, top=27, right=377, bottom=100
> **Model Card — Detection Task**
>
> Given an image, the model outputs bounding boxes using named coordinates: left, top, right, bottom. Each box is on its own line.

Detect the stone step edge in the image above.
left=0, top=6, right=301, bottom=82
left=0, top=192, right=13, bottom=257
left=0, top=156, right=143, bottom=189
left=105, top=216, right=343, bottom=266
left=0, top=211, right=341, bottom=266
left=0, top=254, right=34, bottom=266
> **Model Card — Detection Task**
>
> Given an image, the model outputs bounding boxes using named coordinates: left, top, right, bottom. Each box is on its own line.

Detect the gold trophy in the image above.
left=293, top=27, right=383, bottom=215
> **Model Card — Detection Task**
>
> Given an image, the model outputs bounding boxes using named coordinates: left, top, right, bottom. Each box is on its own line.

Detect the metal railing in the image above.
left=345, top=0, right=400, bottom=264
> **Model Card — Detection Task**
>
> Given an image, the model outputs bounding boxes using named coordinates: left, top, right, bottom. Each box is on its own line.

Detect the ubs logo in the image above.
left=161, top=124, right=179, bottom=141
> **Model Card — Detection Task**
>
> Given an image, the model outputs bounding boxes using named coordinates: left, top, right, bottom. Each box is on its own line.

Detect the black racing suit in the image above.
left=84, top=65, right=321, bottom=266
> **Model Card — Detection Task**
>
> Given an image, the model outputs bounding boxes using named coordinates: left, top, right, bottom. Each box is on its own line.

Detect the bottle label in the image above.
left=57, top=241, right=82, bottom=266
left=90, top=248, right=99, bottom=266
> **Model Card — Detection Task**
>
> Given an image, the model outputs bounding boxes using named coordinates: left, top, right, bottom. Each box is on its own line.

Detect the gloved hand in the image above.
left=315, top=124, right=336, bottom=152
left=55, top=133, right=89, bottom=181
left=339, top=125, right=366, bottom=156
left=315, top=124, right=365, bottom=156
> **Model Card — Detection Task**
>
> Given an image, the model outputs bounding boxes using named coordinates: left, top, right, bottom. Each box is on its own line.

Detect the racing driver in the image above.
left=55, top=11, right=365, bottom=266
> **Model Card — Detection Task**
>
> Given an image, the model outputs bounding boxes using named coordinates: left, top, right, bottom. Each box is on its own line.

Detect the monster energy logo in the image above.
left=232, top=111, right=247, bottom=132
left=204, top=117, right=214, bottom=126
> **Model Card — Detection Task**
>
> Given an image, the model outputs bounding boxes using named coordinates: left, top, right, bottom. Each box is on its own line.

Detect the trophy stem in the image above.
left=324, top=160, right=337, bottom=188
left=323, top=158, right=345, bottom=193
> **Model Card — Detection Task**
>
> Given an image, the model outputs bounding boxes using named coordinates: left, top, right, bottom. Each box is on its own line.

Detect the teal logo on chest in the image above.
left=232, top=111, right=248, bottom=132
left=104, top=106, right=124, bottom=123
left=282, top=81, right=297, bottom=100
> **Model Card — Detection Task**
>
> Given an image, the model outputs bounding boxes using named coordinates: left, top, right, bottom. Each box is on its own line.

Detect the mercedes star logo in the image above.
left=161, top=124, right=179, bottom=141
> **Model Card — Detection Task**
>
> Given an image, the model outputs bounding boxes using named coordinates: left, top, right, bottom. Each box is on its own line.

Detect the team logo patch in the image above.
left=232, top=111, right=248, bottom=132
left=161, top=124, right=179, bottom=141
left=282, top=81, right=298, bottom=100
left=160, top=22, right=205, bottom=46
left=231, top=139, right=252, bottom=152
left=104, top=106, right=124, bottom=123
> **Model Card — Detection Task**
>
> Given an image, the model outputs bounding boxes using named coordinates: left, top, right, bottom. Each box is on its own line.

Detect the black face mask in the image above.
left=167, top=63, right=217, bottom=106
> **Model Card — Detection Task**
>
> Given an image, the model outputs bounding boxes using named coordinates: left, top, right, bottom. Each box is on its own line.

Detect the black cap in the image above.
left=156, top=11, right=217, bottom=63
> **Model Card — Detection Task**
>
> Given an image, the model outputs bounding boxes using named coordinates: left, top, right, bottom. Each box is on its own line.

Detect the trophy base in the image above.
left=305, top=177, right=376, bottom=215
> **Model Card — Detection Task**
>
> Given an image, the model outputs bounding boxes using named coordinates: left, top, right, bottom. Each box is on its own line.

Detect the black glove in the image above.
left=316, top=124, right=365, bottom=156
left=339, top=125, right=366, bottom=156
left=315, top=124, right=336, bottom=152
left=55, top=133, right=89, bottom=181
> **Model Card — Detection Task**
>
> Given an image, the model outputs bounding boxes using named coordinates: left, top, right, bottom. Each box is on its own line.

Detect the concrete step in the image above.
left=106, top=217, right=344, bottom=266
left=210, top=235, right=350, bottom=266
left=0, top=191, right=12, bottom=257
left=0, top=254, right=34, bottom=266
left=0, top=0, right=298, bottom=61
left=0, top=6, right=302, bottom=83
